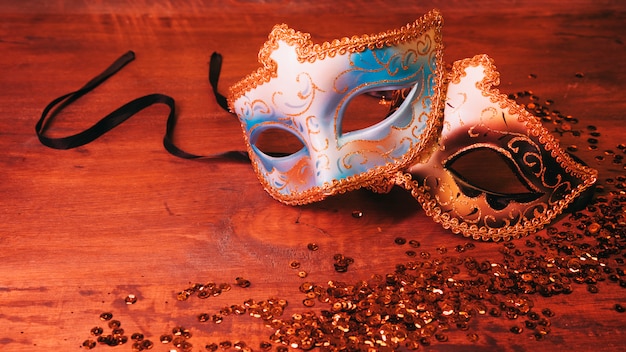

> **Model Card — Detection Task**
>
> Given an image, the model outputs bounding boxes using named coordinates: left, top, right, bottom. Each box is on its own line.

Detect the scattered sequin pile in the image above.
left=82, top=312, right=155, bottom=350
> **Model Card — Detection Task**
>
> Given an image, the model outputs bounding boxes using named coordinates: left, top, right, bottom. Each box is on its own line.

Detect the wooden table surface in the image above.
left=1, top=1, right=625, bottom=351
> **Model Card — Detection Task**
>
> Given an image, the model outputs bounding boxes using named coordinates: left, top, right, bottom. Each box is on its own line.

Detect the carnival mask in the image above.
left=229, top=10, right=445, bottom=205
left=393, top=55, right=597, bottom=241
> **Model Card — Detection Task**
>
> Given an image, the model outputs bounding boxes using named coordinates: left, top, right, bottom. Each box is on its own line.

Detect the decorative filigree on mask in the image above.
left=395, top=54, right=597, bottom=241
left=229, top=10, right=445, bottom=205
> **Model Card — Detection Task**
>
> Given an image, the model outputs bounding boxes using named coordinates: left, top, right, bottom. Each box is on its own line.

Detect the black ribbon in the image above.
left=209, top=52, right=230, bottom=113
left=36, top=50, right=247, bottom=161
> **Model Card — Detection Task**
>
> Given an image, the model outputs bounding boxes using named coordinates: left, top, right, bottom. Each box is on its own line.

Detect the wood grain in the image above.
left=1, top=1, right=625, bottom=351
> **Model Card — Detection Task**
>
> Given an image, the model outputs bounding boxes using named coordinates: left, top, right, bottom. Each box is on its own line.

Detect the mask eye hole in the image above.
left=340, top=90, right=398, bottom=135
left=444, top=147, right=544, bottom=210
left=251, top=128, right=305, bottom=157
